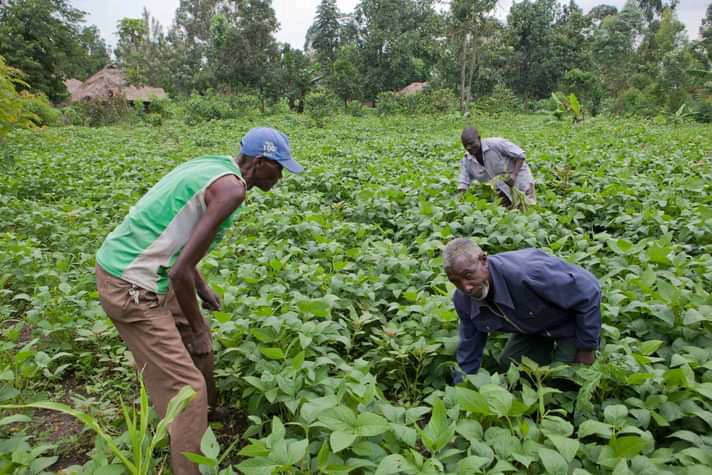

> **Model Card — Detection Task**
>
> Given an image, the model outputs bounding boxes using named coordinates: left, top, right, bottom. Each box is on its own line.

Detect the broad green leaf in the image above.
left=638, top=340, right=663, bottom=355
left=375, top=454, right=411, bottom=475
left=480, top=384, right=513, bottom=416
left=458, top=455, right=489, bottom=473
left=286, top=439, right=308, bottom=465
left=330, top=430, right=357, bottom=452
left=578, top=420, right=614, bottom=439
left=355, top=412, right=390, bottom=436
left=318, top=406, right=357, bottom=431
left=236, top=457, right=279, bottom=475
left=538, top=447, right=568, bottom=475
left=608, top=239, right=634, bottom=255
left=546, top=434, right=580, bottom=463
left=604, top=404, right=629, bottom=424
left=646, top=244, right=671, bottom=265
left=454, top=387, right=489, bottom=415
left=0, top=414, right=31, bottom=426
left=610, top=436, right=648, bottom=458
left=183, top=452, right=217, bottom=467
left=259, top=346, right=285, bottom=360
left=200, top=427, right=220, bottom=459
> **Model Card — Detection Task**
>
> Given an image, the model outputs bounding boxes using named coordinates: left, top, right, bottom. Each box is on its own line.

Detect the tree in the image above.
left=306, top=0, right=341, bottom=67
left=352, top=0, right=443, bottom=100
left=448, top=0, right=499, bottom=112
left=698, top=3, right=712, bottom=64
left=0, top=0, right=92, bottom=101
left=329, top=45, right=364, bottom=106
left=590, top=1, right=643, bottom=94
left=70, top=26, right=110, bottom=80
left=0, top=55, right=35, bottom=139
left=279, top=45, right=314, bottom=112
left=506, top=0, right=561, bottom=104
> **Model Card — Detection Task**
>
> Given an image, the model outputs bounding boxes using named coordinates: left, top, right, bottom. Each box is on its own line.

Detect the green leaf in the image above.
left=546, top=435, right=580, bottom=463
left=330, top=430, right=357, bottom=452
left=291, top=351, right=305, bottom=370
left=286, top=439, right=308, bottom=465
left=200, top=427, right=220, bottom=459
left=376, top=454, right=410, bottom=475
left=457, top=455, right=490, bottom=473
left=454, top=387, right=490, bottom=415
left=300, top=396, right=338, bottom=423
left=480, top=384, right=513, bottom=416
left=355, top=412, right=390, bottom=436
left=29, top=456, right=58, bottom=473
left=318, top=406, right=356, bottom=432
left=259, top=346, right=285, bottom=360
left=638, top=340, right=663, bottom=355
left=604, top=405, right=628, bottom=424
left=183, top=452, right=218, bottom=467
left=297, top=298, right=333, bottom=317
left=646, top=244, right=671, bottom=265
left=610, top=436, right=647, bottom=459
left=236, top=457, right=279, bottom=475
left=683, top=308, right=706, bottom=325
left=538, top=447, right=568, bottom=475
left=608, top=239, right=634, bottom=255
left=0, top=414, right=31, bottom=426
left=578, top=420, right=613, bottom=439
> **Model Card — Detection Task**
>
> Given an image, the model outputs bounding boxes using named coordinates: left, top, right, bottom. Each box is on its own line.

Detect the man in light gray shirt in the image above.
left=458, top=127, right=536, bottom=207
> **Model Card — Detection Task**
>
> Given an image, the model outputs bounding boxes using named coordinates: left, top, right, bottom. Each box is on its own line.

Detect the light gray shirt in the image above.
left=458, top=138, right=535, bottom=201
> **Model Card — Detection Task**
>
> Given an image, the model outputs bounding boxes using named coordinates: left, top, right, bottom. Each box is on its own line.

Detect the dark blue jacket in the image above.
left=454, top=249, right=601, bottom=375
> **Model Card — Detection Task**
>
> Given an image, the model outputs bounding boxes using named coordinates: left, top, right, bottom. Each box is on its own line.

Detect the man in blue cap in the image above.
left=95, top=127, right=302, bottom=474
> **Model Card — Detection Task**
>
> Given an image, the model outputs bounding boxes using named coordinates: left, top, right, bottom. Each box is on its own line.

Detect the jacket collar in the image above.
left=469, top=254, right=515, bottom=318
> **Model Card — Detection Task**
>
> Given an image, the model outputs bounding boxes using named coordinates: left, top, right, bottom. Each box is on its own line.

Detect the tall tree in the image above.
left=305, top=0, right=341, bottom=67
left=352, top=0, right=443, bottom=100
left=506, top=0, right=560, bottom=104
left=448, top=0, right=499, bottom=111
left=329, top=45, right=364, bottom=106
left=0, top=0, right=93, bottom=101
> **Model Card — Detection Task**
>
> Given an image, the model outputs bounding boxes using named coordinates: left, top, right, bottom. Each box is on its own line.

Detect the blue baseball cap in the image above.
left=239, top=127, right=303, bottom=173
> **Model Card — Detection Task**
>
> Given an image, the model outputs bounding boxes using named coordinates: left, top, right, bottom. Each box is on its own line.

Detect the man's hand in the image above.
left=575, top=350, right=596, bottom=365
left=198, top=285, right=221, bottom=311
left=191, top=327, right=213, bottom=355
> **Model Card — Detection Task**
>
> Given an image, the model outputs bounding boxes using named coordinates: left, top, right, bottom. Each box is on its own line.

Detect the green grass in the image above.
left=1, top=112, right=711, bottom=473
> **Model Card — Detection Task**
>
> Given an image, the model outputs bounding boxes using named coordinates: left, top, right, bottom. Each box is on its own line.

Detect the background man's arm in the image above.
left=457, top=157, right=471, bottom=193
left=499, top=140, right=526, bottom=185
left=168, top=175, right=245, bottom=354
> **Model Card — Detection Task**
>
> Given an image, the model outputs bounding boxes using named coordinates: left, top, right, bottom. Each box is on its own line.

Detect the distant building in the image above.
left=68, top=64, right=167, bottom=105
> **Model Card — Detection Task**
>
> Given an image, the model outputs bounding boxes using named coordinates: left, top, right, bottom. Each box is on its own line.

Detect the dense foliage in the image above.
left=0, top=112, right=710, bottom=473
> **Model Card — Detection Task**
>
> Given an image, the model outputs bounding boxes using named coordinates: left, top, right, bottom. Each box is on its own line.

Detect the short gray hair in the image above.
left=443, top=238, right=483, bottom=272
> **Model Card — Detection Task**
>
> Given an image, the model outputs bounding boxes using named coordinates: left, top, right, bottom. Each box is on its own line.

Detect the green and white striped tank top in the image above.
left=96, top=155, right=245, bottom=294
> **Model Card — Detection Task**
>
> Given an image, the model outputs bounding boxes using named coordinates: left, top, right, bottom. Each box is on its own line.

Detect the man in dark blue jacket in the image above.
left=443, top=238, right=601, bottom=380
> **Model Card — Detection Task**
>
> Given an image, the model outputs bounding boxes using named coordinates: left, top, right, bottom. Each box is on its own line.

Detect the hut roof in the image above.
left=69, top=65, right=166, bottom=102
left=64, top=79, right=83, bottom=96
left=397, top=81, right=428, bottom=96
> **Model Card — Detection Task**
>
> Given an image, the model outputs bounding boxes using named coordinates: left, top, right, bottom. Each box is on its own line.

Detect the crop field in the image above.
left=1, top=113, right=711, bottom=474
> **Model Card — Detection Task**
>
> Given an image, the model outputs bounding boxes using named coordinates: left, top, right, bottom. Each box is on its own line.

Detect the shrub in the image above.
left=417, top=88, right=457, bottom=113
left=19, top=92, right=60, bottom=126
left=475, top=85, right=522, bottom=113
left=305, top=91, right=340, bottom=127
left=613, top=88, right=660, bottom=116
left=691, top=96, right=712, bottom=123
left=375, top=91, right=403, bottom=115
left=345, top=100, right=365, bottom=117
left=60, top=95, right=133, bottom=127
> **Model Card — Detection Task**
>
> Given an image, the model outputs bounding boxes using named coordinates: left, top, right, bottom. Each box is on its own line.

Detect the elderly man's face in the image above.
left=446, top=253, right=490, bottom=299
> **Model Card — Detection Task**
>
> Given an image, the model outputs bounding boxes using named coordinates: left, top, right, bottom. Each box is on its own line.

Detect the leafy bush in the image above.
left=475, top=85, right=522, bottom=113
left=376, top=88, right=457, bottom=115
left=18, top=92, right=60, bottom=127
left=183, top=91, right=262, bottom=125
left=376, top=91, right=403, bottom=115
left=0, top=55, right=41, bottom=138
left=61, top=96, right=134, bottom=127
left=612, top=88, right=661, bottom=117
left=691, top=96, right=712, bottom=123
left=305, top=90, right=340, bottom=127
left=345, top=100, right=365, bottom=117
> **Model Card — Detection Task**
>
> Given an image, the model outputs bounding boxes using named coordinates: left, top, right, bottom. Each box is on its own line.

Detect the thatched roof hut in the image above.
left=69, top=64, right=167, bottom=103
left=64, top=79, right=83, bottom=96
left=398, top=82, right=428, bottom=96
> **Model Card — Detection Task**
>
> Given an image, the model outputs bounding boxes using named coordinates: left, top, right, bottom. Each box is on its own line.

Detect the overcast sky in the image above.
left=73, top=0, right=708, bottom=50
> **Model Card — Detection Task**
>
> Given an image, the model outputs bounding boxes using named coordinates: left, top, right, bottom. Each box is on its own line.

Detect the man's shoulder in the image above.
left=490, top=249, right=552, bottom=280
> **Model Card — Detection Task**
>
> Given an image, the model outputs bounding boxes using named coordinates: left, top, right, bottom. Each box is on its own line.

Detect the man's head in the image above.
left=443, top=238, right=490, bottom=300
left=237, top=127, right=303, bottom=191
left=461, top=127, right=481, bottom=157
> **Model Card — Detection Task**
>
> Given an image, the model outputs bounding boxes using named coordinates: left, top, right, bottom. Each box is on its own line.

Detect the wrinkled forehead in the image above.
left=447, top=253, right=482, bottom=276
